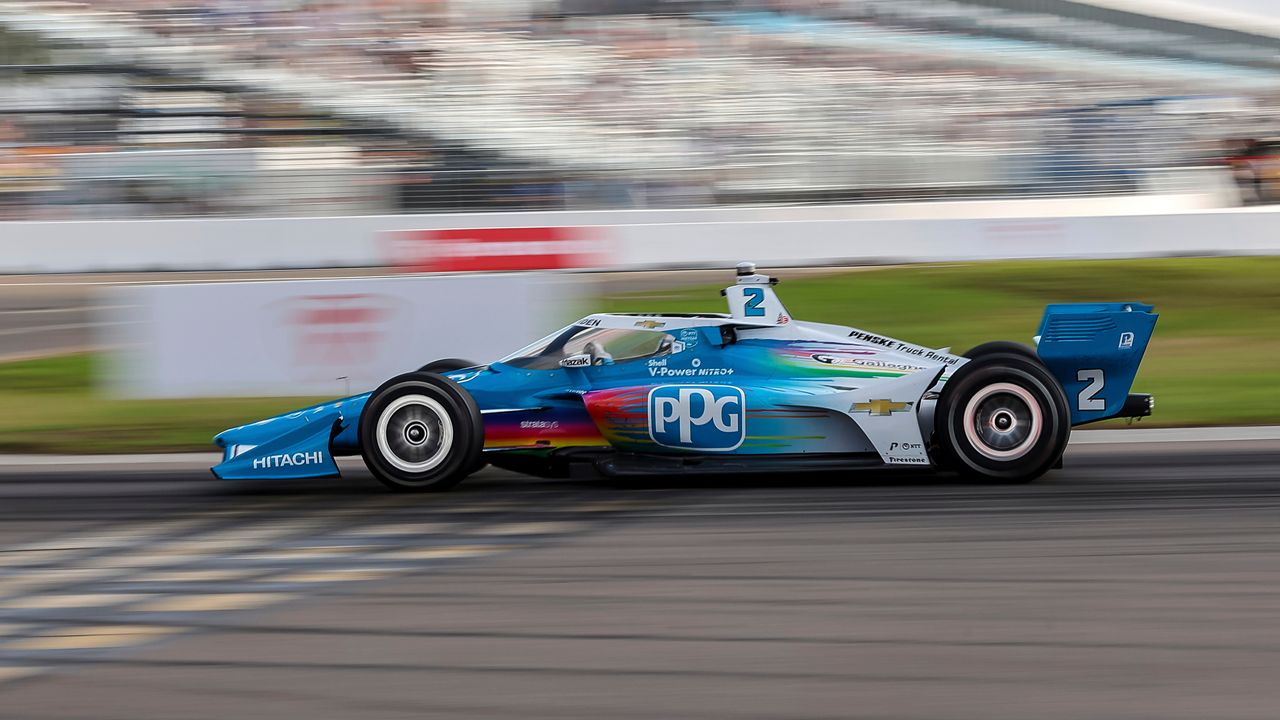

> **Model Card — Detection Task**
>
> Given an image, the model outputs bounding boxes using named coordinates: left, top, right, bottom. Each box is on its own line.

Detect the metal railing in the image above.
left=0, top=146, right=1235, bottom=221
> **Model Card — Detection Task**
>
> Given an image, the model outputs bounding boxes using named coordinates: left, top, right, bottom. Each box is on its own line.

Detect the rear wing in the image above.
left=1035, top=302, right=1158, bottom=425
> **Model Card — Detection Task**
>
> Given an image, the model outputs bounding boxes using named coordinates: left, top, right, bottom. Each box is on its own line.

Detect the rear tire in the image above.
left=934, top=351, right=1069, bottom=483
left=359, top=372, right=483, bottom=492
left=963, top=341, right=1041, bottom=364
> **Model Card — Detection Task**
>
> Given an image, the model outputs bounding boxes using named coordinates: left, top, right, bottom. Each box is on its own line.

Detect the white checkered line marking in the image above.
left=5, top=625, right=184, bottom=651
left=126, top=592, right=296, bottom=613
left=4, top=505, right=391, bottom=593
left=230, top=545, right=379, bottom=563
left=0, top=568, right=120, bottom=598
left=467, top=522, right=589, bottom=536
left=0, top=622, right=35, bottom=637
left=0, top=499, right=599, bottom=664
left=266, top=567, right=414, bottom=584
left=0, top=666, right=47, bottom=684
left=0, top=593, right=149, bottom=610
left=0, top=500, right=310, bottom=587
left=0, top=517, right=219, bottom=568
left=0, top=549, right=83, bottom=568
left=130, top=568, right=267, bottom=583
left=341, top=522, right=461, bottom=536
left=374, top=544, right=520, bottom=561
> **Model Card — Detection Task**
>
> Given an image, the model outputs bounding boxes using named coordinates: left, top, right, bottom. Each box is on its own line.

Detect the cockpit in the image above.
left=499, top=325, right=675, bottom=370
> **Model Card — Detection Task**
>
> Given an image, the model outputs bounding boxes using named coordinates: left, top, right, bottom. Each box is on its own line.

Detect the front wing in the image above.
left=212, top=409, right=344, bottom=480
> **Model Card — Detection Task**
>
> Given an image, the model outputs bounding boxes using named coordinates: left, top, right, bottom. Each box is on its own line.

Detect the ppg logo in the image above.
left=648, top=385, right=746, bottom=451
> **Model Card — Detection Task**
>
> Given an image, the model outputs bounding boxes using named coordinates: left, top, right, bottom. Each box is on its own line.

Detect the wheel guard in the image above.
left=212, top=410, right=343, bottom=480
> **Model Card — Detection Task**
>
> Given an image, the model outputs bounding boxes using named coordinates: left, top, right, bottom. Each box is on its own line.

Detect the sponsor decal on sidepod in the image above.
left=813, top=355, right=923, bottom=372
left=252, top=451, right=325, bottom=470
left=648, top=385, right=746, bottom=451
left=850, top=399, right=914, bottom=416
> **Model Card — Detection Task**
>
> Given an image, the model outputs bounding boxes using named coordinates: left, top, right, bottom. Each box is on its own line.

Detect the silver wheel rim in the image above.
left=375, top=394, right=454, bottom=473
left=962, top=382, right=1042, bottom=461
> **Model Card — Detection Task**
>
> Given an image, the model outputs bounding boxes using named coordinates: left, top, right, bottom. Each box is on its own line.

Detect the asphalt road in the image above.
left=0, top=439, right=1277, bottom=719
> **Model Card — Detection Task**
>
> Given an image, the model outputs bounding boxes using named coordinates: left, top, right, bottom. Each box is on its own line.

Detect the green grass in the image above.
left=597, top=257, right=1280, bottom=429
left=0, top=257, right=1276, bottom=453
left=0, top=354, right=326, bottom=454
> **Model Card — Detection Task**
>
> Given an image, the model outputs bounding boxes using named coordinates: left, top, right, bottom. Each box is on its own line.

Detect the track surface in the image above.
left=0, top=440, right=1278, bottom=719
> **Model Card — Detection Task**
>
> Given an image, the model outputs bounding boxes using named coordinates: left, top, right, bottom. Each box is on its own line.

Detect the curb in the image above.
left=1069, top=426, right=1280, bottom=444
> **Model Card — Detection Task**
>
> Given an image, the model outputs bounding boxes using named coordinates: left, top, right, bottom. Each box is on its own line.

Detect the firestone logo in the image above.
left=648, top=385, right=746, bottom=451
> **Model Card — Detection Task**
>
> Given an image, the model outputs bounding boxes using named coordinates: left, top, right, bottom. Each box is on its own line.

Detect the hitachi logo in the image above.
left=252, top=451, right=323, bottom=469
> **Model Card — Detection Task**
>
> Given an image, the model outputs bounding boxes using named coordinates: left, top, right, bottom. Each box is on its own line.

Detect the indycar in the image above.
left=213, top=263, right=1157, bottom=490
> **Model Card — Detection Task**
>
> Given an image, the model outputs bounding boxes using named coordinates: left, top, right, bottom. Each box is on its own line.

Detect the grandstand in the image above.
left=1, top=0, right=1277, bottom=218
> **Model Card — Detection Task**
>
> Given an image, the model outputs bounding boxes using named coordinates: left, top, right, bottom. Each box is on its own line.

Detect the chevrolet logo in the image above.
left=634, top=319, right=666, bottom=329
left=851, top=399, right=913, bottom=416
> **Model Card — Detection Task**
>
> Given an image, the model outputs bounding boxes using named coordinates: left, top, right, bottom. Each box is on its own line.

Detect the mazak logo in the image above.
left=648, top=385, right=746, bottom=451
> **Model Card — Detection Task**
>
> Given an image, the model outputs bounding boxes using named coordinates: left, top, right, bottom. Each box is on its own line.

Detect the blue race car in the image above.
left=213, top=263, right=1157, bottom=490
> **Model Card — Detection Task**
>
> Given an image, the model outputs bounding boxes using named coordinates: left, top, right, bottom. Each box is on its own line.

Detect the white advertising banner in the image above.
left=101, top=274, right=578, bottom=398
left=5, top=194, right=1276, bottom=275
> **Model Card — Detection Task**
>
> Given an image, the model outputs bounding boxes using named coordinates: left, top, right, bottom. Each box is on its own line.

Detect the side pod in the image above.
left=212, top=410, right=343, bottom=480
left=1035, top=302, right=1158, bottom=425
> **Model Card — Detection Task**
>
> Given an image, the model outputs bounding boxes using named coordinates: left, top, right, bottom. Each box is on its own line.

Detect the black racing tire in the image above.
left=934, top=350, right=1070, bottom=483
left=963, top=341, right=1041, bottom=363
left=415, top=359, right=488, bottom=474
left=359, top=372, right=483, bottom=492
left=418, top=358, right=479, bottom=373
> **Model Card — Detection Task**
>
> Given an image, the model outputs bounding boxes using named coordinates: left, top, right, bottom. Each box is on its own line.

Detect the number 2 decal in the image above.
left=743, top=287, right=765, bottom=317
left=1077, top=369, right=1105, bottom=411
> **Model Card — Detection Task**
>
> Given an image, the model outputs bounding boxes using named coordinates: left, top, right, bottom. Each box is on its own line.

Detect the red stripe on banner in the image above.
left=384, top=226, right=609, bottom=272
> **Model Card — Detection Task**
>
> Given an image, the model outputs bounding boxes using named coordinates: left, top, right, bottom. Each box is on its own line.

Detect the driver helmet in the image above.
left=584, top=340, right=614, bottom=365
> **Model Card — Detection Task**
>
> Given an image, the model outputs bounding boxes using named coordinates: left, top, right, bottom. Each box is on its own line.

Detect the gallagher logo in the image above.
left=648, top=385, right=746, bottom=451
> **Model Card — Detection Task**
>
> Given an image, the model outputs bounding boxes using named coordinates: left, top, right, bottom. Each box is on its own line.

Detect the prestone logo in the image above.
left=648, top=385, right=746, bottom=451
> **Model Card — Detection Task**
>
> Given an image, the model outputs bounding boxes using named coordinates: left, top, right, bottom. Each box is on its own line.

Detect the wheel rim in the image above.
left=962, top=382, right=1042, bottom=461
left=374, top=394, right=454, bottom=474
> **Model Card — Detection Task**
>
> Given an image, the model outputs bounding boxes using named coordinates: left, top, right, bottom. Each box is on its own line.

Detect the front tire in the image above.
left=419, top=358, right=479, bottom=373
left=934, top=351, right=1069, bottom=483
left=359, top=372, right=483, bottom=492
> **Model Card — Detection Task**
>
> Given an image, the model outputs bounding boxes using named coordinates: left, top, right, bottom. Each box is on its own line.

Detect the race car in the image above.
left=212, top=263, right=1158, bottom=490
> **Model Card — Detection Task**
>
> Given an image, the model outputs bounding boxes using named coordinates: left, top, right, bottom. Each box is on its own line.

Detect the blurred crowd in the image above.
left=2, top=0, right=1279, bottom=219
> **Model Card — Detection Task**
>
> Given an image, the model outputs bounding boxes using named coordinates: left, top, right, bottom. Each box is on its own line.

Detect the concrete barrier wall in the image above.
left=100, top=274, right=579, bottom=398
left=4, top=194, right=1275, bottom=274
